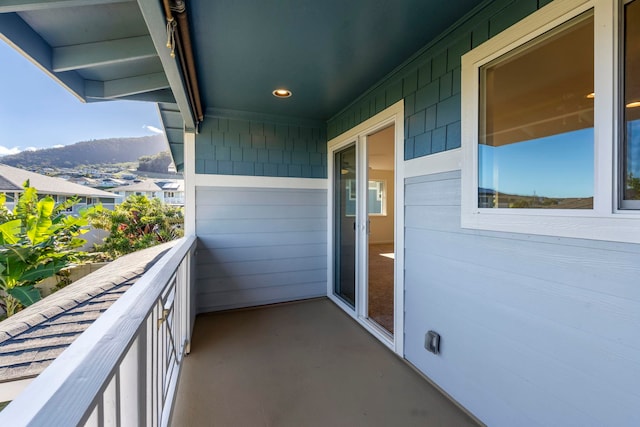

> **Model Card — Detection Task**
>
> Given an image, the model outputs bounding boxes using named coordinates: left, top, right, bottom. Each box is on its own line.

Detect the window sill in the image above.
left=461, top=210, right=640, bottom=244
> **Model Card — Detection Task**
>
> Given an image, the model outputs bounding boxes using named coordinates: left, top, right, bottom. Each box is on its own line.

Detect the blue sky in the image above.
left=0, top=40, right=163, bottom=156
left=479, top=128, right=594, bottom=198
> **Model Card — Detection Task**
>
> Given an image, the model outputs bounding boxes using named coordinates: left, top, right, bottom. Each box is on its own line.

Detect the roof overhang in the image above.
left=0, top=0, right=196, bottom=130
left=1, top=0, right=487, bottom=171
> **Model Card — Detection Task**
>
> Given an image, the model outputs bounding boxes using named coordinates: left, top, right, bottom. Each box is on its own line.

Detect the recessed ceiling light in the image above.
left=273, top=89, right=292, bottom=98
left=626, top=101, right=640, bottom=108
left=586, top=92, right=595, bottom=99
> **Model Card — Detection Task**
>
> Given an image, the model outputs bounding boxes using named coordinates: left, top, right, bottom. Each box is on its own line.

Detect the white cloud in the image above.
left=52, top=144, right=65, bottom=148
left=144, top=125, right=164, bottom=134
left=0, top=145, right=21, bottom=156
left=24, top=147, right=38, bottom=152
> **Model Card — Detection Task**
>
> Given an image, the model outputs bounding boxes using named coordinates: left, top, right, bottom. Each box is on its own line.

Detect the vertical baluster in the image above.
left=102, top=376, right=117, bottom=427
left=151, top=304, right=159, bottom=427
left=185, top=251, right=192, bottom=354
left=159, top=298, right=166, bottom=408
left=83, top=405, right=100, bottom=427
left=119, top=335, right=140, bottom=426
left=145, top=314, right=153, bottom=427
left=180, top=259, right=187, bottom=356
left=137, top=323, right=147, bottom=427
left=177, top=261, right=182, bottom=356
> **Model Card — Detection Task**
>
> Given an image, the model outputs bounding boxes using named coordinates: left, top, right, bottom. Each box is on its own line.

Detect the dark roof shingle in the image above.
left=0, top=241, right=177, bottom=383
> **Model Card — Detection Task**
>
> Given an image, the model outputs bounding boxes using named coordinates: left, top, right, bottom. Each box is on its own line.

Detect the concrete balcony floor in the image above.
left=171, top=298, right=479, bottom=427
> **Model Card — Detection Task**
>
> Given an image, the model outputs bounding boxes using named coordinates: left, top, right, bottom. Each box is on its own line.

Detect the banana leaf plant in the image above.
left=0, top=182, right=101, bottom=318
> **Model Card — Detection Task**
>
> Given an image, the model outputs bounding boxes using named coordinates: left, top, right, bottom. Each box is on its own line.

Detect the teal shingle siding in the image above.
left=327, top=0, right=549, bottom=160
left=195, top=116, right=327, bottom=178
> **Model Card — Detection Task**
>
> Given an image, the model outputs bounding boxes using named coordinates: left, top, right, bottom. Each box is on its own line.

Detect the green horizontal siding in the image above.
left=327, top=0, right=546, bottom=160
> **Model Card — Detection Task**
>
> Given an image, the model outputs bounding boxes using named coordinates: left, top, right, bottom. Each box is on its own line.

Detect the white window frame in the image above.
left=461, top=0, right=640, bottom=244
left=367, top=179, right=387, bottom=216
left=620, top=0, right=640, bottom=209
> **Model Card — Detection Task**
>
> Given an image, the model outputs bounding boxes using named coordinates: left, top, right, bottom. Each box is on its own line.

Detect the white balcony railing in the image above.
left=0, top=235, right=197, bottom=427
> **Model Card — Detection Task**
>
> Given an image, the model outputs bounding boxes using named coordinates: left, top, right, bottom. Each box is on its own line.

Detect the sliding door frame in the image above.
left=327, top=100, right=405, bottom=356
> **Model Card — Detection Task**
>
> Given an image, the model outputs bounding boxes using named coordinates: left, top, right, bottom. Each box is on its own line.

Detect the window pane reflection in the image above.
left=479, top=13, right=594, bottom=209
left=623, top=0, right=640, bottom=203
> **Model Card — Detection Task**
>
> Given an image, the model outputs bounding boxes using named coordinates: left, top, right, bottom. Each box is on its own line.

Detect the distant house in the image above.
left=109, top=179, right=184, bottom=206
left=0, top=164, right=119, bottom=213
left=157, top=180, right=185, bottom=206
left=95, top=177, right=126, bottom=188
left=66, top=176, right=97, bottom=187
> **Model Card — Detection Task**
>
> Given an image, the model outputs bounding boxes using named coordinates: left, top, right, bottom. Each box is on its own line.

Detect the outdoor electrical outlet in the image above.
left=425, top=330, right=440, bottom=355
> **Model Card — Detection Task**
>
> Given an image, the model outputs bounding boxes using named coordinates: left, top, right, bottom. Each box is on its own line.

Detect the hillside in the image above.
left=1, top=135, right=167, bottom=168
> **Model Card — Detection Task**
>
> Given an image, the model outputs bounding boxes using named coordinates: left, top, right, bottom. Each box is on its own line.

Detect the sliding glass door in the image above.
left=333, top=144, right=357, bottom=307
left=328, top=103, right=404, bottom=354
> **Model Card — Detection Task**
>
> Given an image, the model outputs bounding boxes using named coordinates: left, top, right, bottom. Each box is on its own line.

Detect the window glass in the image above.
left=622, top=0, right=640, bottom=205
left=344, top=179, right=386, bottom=215
left=479, top=13, right=594, bottom=209
left=368, top=180, right=386, bottom=215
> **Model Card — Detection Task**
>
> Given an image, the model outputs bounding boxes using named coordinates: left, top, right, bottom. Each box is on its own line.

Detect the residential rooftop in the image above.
left=0, top=164, right=116, bottom=199
left=0, top=241, right=176, bottom=385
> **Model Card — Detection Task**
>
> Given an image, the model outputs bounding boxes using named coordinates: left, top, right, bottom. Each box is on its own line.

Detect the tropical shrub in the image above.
left=0, top=182, right=98, bottom=317
left=90, top=195, right=183, bottom=260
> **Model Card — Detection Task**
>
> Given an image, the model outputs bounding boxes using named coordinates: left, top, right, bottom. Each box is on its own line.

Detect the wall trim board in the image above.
left=404, top=148, right=461, bottom=178
left=184, top=132, right=196, bottom=235
left=194, top=174, right=328, bottom=189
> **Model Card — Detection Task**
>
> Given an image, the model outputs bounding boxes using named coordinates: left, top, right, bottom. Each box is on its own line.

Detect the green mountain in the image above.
left=1, top=135, right=167, bottom=168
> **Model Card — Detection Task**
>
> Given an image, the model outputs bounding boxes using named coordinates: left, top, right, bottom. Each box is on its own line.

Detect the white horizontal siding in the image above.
left=195, top=186, right=327, bottom=312
left=196, top=187, right=326, bottom=206
left=404, top=171, right=640, bottom=427
left=197, top=231, right=326, bottom=248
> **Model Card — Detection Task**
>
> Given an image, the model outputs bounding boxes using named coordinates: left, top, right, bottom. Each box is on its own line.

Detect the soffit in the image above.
left=18, top=2, right=147, bottom=46
left=0, top=0, right=193, bottom=126
left=188, top=0, right=484, bottom=121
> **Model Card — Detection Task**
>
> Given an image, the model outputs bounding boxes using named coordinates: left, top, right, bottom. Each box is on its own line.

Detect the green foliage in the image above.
left=90, top=195, right=183, bottom=260
left=627, top=173, right=640, bottom=199
left=0, top=182, right=98, bottom=317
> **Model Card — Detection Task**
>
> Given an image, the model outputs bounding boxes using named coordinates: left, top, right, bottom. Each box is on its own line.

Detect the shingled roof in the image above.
left=0, top=164, right=117, bottom=199
left=110, top=180, right=163, bottom=193
left=0, top=241, right=177, bottom=384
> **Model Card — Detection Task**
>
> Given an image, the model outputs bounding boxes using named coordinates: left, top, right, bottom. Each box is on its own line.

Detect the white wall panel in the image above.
left=404, top=171, right=640, bottom=427
left=195, top=186, right=327, bottom=313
